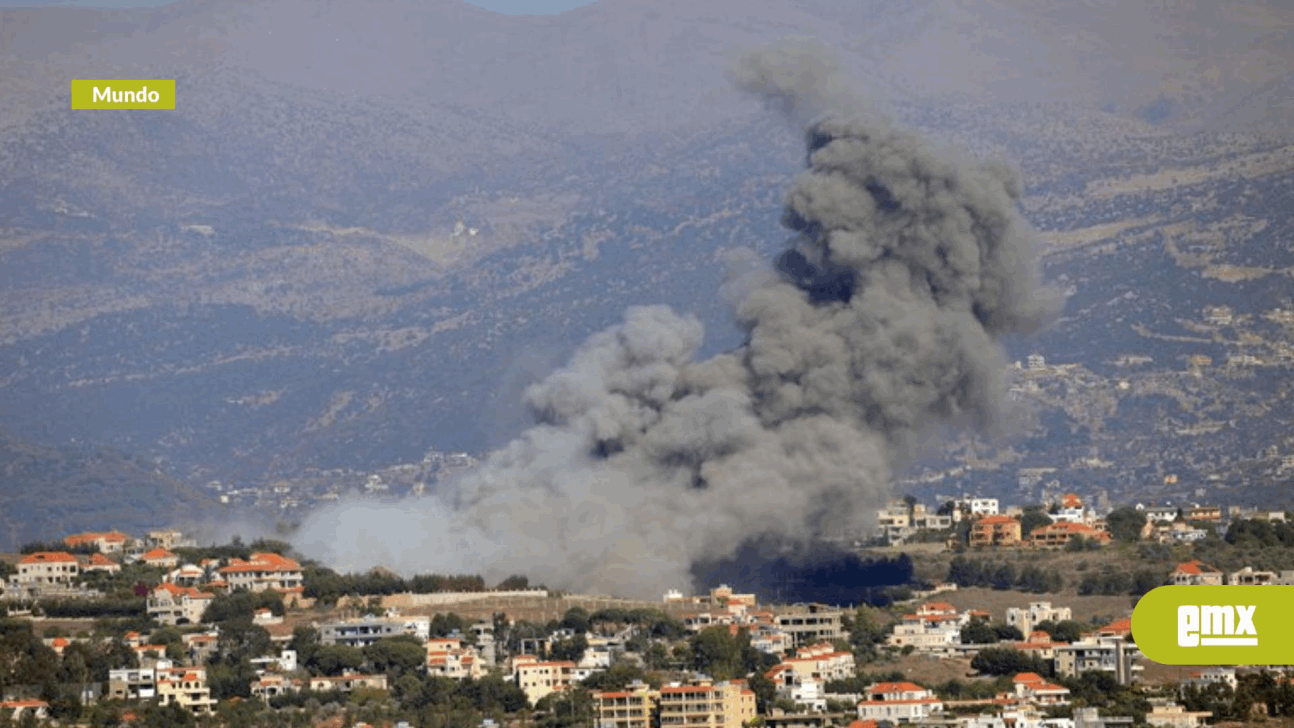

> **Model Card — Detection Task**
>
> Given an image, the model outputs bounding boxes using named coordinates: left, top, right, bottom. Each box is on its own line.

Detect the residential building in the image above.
left=962, top=498, right=1000, bottom=516
left=12, top=552, right=79, bottom=587
left=141, top=548, right=180, bottom=568
left=765, top=641, right=856, bottom=694
left=183, top=632, right=220, bottom=664
left=81, top=552, right=121, bottom=574
left=1054, top=638, right=1140, bottom=686
left=307, top=673, right=388, bottom=693
left=0, top=700, right=49, bottom=721
left=592, top=681, right=658, bottom=728
left=1027, top=522, right=1111, bottom=550
left=749, top=624, right=794, bottom=655
left=1006, top=602, right=1071, bottom=638
left=970, top=516, right=1022, bottom=548
left=856, top=682, right=943, bottom=723
left=1180, top=667, right=1236, bottom=691
left=218, top=552, right=304, bottom=593
left=427, top=637, right=485, bottom=681
left=1139, top=505, right=1179, bottom=523
left=1185, top=506, right=1221, bottom=524
left=147, top=583, right=215, bottom=626
left=512, top=655, right=577, bottom=704
left=156, top=665, right=216, bottom=713
left=63, top=531, right=130, bottom=553
left=1170, top=561, right=1223, bottom=586
left=887, top=602, right=965, bottom=652
left=1145, top=700, right=1211, bottom=728
left=657, top=679, right=757, bottom=728
left=1011, top=673, right=1070, bottom=705
left=1228, top=566, right=1279, bottom=585
left=146, top=529, right=194, bottom=550
left=108, top=667, right=157, bottom=700
left=251, top=674, right=303, bottom=700
left=773, top=604, right=844, bottom=647
left=319, top=615, right=430, bottom=648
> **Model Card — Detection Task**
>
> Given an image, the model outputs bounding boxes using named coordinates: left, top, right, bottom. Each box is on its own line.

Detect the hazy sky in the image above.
left=0, top=0, right=599, bottom=10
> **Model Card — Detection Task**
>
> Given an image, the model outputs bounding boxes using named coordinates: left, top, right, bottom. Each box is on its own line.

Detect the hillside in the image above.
left=0, top=0, right=1292, bottom=529
left=0, top=428, right=220, bottom=550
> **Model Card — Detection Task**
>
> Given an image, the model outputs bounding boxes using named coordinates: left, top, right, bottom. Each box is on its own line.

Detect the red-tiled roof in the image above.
left=142, top=548, right=177, bottom=560
left=20, top=551, right=78, bottom=564
left=975, top=515, right=1020, bottom=526
left=868, top=681, right=927, bottom=693
left=1173, top=560, right=1219, bottom=575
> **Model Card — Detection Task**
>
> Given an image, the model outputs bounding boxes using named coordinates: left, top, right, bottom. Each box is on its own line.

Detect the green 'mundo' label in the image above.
left=71, top=80, right=175, bottom=109
left=1132, top=585, right=1294, bottom=664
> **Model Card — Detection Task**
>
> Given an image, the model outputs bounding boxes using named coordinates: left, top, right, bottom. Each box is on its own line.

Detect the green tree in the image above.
left=970, top=647, right=1048, bottom=676
left=363, top=636, right=426, bottom=675
left=559, top=607, right=590, bottom=634
left=1020, top=508, right=1053, bottom=538
left=1104, top=507, right=1147, bottom=542
left=549, top=633, right=588, bottom=663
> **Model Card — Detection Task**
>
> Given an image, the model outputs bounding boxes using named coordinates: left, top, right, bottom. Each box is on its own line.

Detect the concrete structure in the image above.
left=319, top=615, right=430, bottom=648
left=1028, top=522, right=1111, bottom=550
left=887, top=602, right=966, bottom=652
left=657, top=680, right=757, bottom=728
left=426, top=637, right=485, bottom=681
left=773, top=604, right=844, bottom=647
left=307, top=673, right=388, bottom=693
left=63, top=531, right=130, bottom=553
left=1170, top=561, right=1223, bottom=586
left=1145, top=700, right=1211, bottom=728
left=970, top=516, right=1022, bottom=548
left=1054, top=638, right=1140, bottom=686
left=108, top=667, right=157, bottom=700
left=156, top=665, right=216, bottom=714
left=1006, top=602, right=1071, bottom=638
left=218, top=552, right=303, bottom=593
left=856, top=682, right=942, bottom=723
left=592, top=681, right=658, bottom=728
left=512, top=655, right=577, bottom=705
left=147, top=583, right=214, bottom=625
left=12, top=552, right=79, bottom=587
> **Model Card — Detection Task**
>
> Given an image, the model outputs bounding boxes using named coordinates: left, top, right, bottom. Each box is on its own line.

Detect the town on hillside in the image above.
left=0, top=511, right=1292, bottom=728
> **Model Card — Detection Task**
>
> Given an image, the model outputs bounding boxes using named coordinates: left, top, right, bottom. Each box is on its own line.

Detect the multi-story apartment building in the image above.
left=318, top=615, right=430, bottom=647
left=1005, top=602, right=1071, bottom=638
left=147, top=583, right=215, bottom=626
left=657, top=680, right=756, bottom=728
left=426, top=637, right=485, bottom=681
left=218, top=552, right=303, bottom=593
left=12, top=552, right=79, bottom=587
left=108, top=667, right=157, bottom=700
left=772, top=604, right=844, bottom=647
left=969, top=516, right=1022, bottom=548
left=63, top=531, right=130, bottom=553
left=887, top=602, right=967, bottom=652
left=156, top=665, right=216, bottom=714
left=512, top=656, right=577, bottom=705
left=1027, top=522, right=1111, bottom=550
left=1054, top=637, right=1141, bottom=686
left=592, top=681, right=658, bottom=728
left=856, top=682, right=943, bottom=724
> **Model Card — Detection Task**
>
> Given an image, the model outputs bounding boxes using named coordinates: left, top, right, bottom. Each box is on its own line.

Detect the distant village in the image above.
left=1, top=496, right=1291, bottom=728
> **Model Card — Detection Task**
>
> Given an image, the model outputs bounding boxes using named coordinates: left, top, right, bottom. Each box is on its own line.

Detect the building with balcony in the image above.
left=657, top=680, right=756, bottom=728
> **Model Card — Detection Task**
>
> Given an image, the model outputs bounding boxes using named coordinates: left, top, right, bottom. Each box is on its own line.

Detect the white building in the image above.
left=857, top=682, right=943, bottom=723
left=1006, top=602, right=1072, bottom=638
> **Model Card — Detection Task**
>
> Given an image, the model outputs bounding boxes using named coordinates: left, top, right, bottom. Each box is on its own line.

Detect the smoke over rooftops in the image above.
left=294, top=38, right=1062, bottom=599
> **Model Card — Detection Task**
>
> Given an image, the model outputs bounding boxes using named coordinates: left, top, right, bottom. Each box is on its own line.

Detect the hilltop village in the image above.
left=2, top=495, right=1294, bottom=728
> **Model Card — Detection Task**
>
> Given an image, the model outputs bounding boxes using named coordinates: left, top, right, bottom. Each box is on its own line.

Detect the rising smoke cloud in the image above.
left=293, top=40, right=1063, bottom=599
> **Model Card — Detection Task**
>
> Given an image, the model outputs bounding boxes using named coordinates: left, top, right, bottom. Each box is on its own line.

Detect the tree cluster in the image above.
left=946, top=556, right=1065, bottom=593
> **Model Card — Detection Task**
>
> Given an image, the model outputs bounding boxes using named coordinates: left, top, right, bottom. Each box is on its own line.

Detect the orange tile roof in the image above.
left=20, top=551, right=78, bottom=564
left=975, top=515, right=1020, bottom=525
left=1099, top=618, right=1132, bottom=635
left=1174, top=560, right=1219, bottom=575
left=142, top=548, right=177, bottom=560
left=869, top=682, right=927, bottom=693
left=1062, top=494, right=1082, bottom=508
left=1013, top=673, right=1044, bottom=683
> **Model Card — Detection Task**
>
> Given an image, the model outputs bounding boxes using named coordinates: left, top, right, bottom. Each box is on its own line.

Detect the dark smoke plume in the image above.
left=294, top=40, right=1062, bottom=599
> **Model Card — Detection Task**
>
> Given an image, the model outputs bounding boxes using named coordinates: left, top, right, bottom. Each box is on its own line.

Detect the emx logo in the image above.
left=1177, top=604, right=1257, bottom=647
left=1134, top=586, right=1293, bottom=664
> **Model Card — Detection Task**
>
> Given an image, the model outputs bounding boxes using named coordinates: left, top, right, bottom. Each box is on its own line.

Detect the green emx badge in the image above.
left=1133, top=585, right=1294, bottom=664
